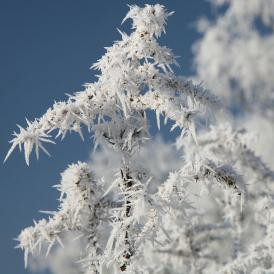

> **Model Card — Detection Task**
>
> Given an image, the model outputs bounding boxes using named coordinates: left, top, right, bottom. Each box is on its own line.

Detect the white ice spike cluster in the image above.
left=5, top=4, right=219, bottom=166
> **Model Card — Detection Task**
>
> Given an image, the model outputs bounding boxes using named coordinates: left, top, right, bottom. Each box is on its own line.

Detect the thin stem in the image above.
left=120, top=168, right=134, bottom=271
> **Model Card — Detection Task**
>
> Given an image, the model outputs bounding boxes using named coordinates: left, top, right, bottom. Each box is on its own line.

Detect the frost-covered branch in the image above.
left=5, top=4, right=218, bottom=166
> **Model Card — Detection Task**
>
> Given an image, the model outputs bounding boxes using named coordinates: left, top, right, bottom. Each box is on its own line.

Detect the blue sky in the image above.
left=0, top=1, right=212, bottom=273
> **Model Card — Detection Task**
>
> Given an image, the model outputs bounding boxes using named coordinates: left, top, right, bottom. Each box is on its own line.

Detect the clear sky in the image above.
left=0, top=1, right=212, bottom=273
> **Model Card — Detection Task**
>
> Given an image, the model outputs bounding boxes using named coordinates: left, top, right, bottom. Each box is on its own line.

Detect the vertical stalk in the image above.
left=120, top=167, right=134, bottom=271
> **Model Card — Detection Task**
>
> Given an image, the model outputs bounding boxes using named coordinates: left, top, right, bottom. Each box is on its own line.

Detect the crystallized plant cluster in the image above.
left=6, top=4, right=274, bottom=274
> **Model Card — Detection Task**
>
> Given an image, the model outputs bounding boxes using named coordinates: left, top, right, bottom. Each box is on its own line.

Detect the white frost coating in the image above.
left=6, top=4, right=274, bottom=274
left=194, top=0, right=274, bottom=119
left=192, top=0, right=274, bottom=169
left=5, top=4, right=219, bottom=166
left=16, top=162, right=100, bottom=269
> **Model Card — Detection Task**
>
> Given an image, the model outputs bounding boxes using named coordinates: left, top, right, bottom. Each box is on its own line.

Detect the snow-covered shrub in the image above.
left=6, top=4, right=274, bottom=274
left=193, top=0, right=274, bottom=118
left=193, top=0, right=274, bottom=168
